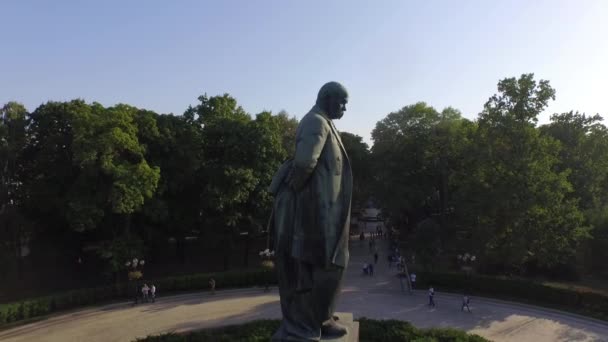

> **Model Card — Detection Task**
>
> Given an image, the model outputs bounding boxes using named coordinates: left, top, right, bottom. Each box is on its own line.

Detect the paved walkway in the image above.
left=1, top=235, right=607, bottom=342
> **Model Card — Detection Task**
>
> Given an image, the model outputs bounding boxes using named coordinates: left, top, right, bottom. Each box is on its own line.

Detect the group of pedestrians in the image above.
left=362, top=225, right=474, bottom=313
left=135, top=283, right=156, bottom=304
left=427, top=286, right=472, bottom=312
left=372, top=224, right=384, bottom=239
left=383, top=233, right=472, bottom=313
left=359, top=229, right=381, bottom=277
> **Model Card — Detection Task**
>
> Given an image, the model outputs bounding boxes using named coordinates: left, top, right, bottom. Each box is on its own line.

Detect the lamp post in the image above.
left=456, top=253, right=476, bottom=274
left=456, top=253, right=476, bottom=295
left=125, top=258, right=145, bottom=304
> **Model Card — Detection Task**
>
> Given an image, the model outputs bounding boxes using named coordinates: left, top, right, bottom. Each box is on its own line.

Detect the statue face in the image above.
left=327, top=96, right=348, bottom=119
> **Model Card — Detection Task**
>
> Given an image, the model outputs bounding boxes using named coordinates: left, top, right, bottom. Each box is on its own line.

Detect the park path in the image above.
left=0, top=230, right=607, bottom=342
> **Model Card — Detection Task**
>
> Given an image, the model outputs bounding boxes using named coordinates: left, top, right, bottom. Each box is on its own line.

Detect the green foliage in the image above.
left=136, top=320, right=281, bottom=342
left=136, top=113, right=204, bottom=250
left=98, top=235, right=145, bottom=273
left=275, top=110, right=299, bottom=157
left=340, top=132, right=372, bottom=205
left=152, top=268, right=274, bottom=293
left=371, top=102, right=472, bottom=217
left=412, top=271, right=608, bottom=321
left=0, top=102, right=32, bottom=271
left=359, top=318, right=489, bottom=342
left=412, top=219, right=442, bottom=270
left=21, top=100, right=160, bottom=233
left=0, top=268, right=275, bottom=326
left=0, top=285, right=124, bottom=325
left=460, top=74, right=590, bottom=269
left=2, top=93, right=297, bottom=279
left=371, top=102, right=442, bottom=213
left=2, top=267, right=607, bottom=327
left=481, top=73, right=555, bottom=125
left=540, top=112, right=608, bottom=272
left=4, top=73, right=608, bottom=302
left=135, top=319, right=489, bottom=342
left=372, top=74, right=595, bottom=274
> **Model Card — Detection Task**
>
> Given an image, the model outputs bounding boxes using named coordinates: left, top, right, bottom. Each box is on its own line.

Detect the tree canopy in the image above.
left=2, top=73, right=607, bottom=294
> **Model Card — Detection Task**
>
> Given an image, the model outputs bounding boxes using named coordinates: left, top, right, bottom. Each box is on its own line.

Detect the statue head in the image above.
left=316, top=81, right=348, bottom=120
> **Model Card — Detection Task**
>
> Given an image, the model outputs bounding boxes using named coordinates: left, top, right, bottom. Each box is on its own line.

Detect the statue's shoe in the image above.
left=321, top=319, right=347, bottom=337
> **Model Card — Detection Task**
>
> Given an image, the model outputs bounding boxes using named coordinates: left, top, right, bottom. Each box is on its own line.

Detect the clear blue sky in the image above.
left=2, top=0, right=607, bottom=144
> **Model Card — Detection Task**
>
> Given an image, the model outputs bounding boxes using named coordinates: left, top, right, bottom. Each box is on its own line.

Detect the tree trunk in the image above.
left=243, top=234, right=250, bottom=267
left=176, top=237, right=186, bottom=264
left=15, top=224, right=23, bottom=280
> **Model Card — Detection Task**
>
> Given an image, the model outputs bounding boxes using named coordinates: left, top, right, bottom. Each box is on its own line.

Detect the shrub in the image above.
left=0, top=268, right=275, bottom=327
left=2, top=266, right=607, bottom=327
left=135, top=320, right=280, bottom=342
left=135, top=319, right=490, bottom=342
left=413, top=271, right=608, bottom=320
left=358, top=318, right=488, bottom=342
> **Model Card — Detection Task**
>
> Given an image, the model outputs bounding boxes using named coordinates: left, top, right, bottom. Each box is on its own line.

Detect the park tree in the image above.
left=370, top=103, right=472, bottom=232
left=540, top=112, right=608, bottom=211
left=275, top=110, right=299, bottom=157
left=340, top=132, right=372, bottom=206
left=459, top=74, right=590, bottom=273
left=371, top=102, right=442, bottom=223
left=540, top=112, right=608, bottom=273
left=3, top=75, right=608, bottom=295
left=132, top=113, right=204, bottom=262
left=184, top=94, right=290, bottom=269
left=20, top=101, right=160, bottom=276
left=0, top=102, right=31, bottom=278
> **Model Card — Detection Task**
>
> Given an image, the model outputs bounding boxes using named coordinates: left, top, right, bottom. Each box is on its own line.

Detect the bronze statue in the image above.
left=268, top=82, right=353, bottom=341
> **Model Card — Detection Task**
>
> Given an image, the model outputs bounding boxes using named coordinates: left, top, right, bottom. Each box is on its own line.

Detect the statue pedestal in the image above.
left=323, top=312, right=359, bottom=342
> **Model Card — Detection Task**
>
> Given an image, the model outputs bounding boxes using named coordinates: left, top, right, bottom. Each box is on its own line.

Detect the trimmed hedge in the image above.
left=0, top=283, right=128, bottom=325
left=2, top=267, right=607, bottom=328
left=135, top=319, right=490, bottom=342
left=358, top=318, right=490, bottom=342
left=0, top=268, right=276, bottom=326
left=135, top=320, right=280, bottom=342
left=413, top=271, right=608, bottom=321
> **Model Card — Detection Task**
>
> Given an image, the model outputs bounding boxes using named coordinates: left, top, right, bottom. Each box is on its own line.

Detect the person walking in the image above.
left=368, top=262, right=374, bottom=276
left=142, top=284, right=150, bottom=303
left=410, top=273, right=417, bottom=290
left=209, top=278, right=216, bottom=295
left=374, top=251, right=378, bottom=264
left=462, top=294, right=471, bottom=312
left=428, top=286, right=436, bottom=307
left=150, top=284, right=156, bottom=303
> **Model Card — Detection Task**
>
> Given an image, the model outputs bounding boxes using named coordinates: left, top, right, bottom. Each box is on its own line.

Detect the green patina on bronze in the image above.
left=268, top=82, right=353, bottom=341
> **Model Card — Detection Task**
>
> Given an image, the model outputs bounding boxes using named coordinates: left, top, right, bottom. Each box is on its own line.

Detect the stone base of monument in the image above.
left=323, top=312, right=359, bottom=342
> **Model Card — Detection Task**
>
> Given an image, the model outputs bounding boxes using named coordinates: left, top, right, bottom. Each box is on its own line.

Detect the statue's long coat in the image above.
left=269, top=105, right=353, bottom=270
